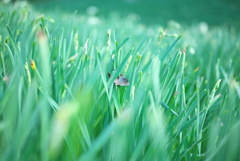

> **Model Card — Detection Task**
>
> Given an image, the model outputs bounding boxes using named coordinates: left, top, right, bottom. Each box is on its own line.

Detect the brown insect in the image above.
left=108, top=73, right=130, bottom=86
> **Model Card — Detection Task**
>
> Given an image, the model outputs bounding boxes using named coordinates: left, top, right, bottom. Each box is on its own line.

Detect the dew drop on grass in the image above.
left=189, top=47, right=196, bottom=55
left=199, top=22, right=208, bottom=34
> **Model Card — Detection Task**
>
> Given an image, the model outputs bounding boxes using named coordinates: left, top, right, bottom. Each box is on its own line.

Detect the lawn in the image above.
left=0, top=1, right=240, bottom=161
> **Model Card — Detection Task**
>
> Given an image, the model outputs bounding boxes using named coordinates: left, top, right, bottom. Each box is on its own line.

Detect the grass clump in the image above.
left=0, top=2, right=240, bottom=161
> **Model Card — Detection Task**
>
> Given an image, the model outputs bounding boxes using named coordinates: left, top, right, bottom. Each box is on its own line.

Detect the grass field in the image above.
left=0, top=1, right=240, bottom=161
left=32, top=0, right=240, bottom=27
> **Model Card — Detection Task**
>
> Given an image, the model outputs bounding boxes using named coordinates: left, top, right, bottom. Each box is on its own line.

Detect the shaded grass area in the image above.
left=31, top=0, right=240, bottom=28
left=0, top=1, right=240, bottom=161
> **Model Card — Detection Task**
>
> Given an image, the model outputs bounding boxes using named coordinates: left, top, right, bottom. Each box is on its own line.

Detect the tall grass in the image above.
left=0, top=2, right=240, bottom=161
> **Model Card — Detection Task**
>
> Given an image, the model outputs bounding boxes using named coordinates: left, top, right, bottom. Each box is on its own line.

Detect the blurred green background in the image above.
left=31, top=0, right=240, bottom=28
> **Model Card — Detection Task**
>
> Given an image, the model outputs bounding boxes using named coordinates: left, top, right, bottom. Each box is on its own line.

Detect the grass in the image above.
left=0, top=1, right=240, bottom=161
left=32, top=0, right=240, bottom=27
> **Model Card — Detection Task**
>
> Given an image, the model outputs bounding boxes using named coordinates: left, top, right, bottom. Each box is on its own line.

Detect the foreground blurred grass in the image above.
left=0, top=2, right=240, bottom=161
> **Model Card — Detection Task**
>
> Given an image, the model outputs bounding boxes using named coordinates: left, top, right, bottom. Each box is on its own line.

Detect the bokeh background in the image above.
left=26, top=0, right=240, bottom=28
